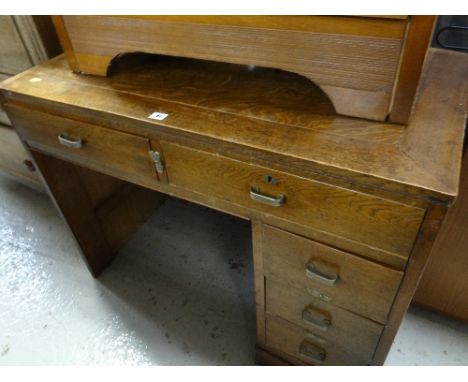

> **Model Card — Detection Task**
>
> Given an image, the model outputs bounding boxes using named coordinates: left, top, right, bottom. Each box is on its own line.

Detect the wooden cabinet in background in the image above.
left=0, top=15, right=61, bottom=190
left=414, top=146, right=468, bottom=322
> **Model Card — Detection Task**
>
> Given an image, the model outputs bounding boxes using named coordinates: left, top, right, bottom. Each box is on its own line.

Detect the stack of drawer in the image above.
left=258, top=225, right=404, bottom=365
left=1, top=41, right=466, bottom=365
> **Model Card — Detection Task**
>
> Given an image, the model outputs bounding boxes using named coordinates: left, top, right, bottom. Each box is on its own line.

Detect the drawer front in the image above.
left=262, top=225, right=403, bottom=323
left=265, top=278, right=383, bottom=360
left=5, top=104, right=161, bottom=187
left=0, top=124, right=42, bottom=189
left=266, top=315, right=372, bottom=365
left=162, top=142, right=424, bottom=259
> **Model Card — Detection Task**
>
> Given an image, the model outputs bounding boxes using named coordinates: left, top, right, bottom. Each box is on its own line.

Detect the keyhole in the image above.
left=262, top=175, right=279, bottom=185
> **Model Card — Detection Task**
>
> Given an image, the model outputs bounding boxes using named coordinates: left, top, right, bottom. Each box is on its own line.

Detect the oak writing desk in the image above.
left=0, top=49, right=466, bottom=365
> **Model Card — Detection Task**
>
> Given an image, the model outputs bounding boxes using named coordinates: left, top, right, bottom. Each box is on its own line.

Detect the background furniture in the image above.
left=412, top=15, right=468, bottom=322
left=413, top=142, right=468, bottom=322
left=2, top=45, right=466, bottom=365
left=0, top=15, right=61, bottom=190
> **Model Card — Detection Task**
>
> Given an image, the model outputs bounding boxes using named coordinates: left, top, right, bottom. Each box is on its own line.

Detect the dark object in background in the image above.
left=432, top=15, right=468, bottom=51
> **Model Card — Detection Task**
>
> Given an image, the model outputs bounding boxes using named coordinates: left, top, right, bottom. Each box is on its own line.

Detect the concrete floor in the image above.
left=0, top=176, right=467, bottom=365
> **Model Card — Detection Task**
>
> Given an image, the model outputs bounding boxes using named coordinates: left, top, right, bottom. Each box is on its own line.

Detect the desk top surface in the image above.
left=1, top=48, right=466, bottom=202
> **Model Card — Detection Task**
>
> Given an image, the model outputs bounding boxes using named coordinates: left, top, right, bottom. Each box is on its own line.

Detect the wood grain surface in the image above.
left=30, top=151, right=115, bottom=276
left=1, top=50, right=464, bottom=204
left=261, top=225, right=404, bottom=322
left=5, top=103, right=162, bottom=188
left=252, top=220, right=267, bottom=347
left=372, top=204, right=448, bottom=364
left=163, top=141, right=424, bottom=261
left=0, top=124, right=43, bottom=190
left=265, top=278, right=384, bottom=358
left=265, top=315, right=373, bottom=365
left=56, top=15, right=410, bottom=121
left=0, top=47, right=466, bottom=366
left=414, top=149, right=468, bottom=321
left=388, top=16, right=435, bottom=123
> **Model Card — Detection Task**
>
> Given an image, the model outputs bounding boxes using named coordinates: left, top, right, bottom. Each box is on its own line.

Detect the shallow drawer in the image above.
left=162, top=141, right=424, bottom=260
left=262, top=225, right=403, bottom=323
left=265, top=315, right=373, bottom=365
left=265, top=278, right=383, bottom=360
left=5, top=104, right=161, bottom=187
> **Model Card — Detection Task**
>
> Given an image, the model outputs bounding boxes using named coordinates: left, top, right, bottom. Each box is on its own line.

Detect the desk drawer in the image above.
left=265, top=315, right=372, bottom=365
left=262, top=225, right=402, bottom=323
left=265, top=278, right=383, bottom=360
left=162, top=141, right=424, bottom=260
left=5, top=104, right=161, bottom=186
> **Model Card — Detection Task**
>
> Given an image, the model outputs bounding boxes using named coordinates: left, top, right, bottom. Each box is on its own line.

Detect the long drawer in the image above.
left=162, top=141, right=424, bottom=261
left=5, top=104, right=161, bottom=187
left=262, top=225, right=403, bottom=323
left=265, top=315, right=373, bottom=365
left=265, top=278, right=383, bottom=360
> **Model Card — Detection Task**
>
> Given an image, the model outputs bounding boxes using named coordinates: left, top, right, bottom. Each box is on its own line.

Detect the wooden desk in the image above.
left=0, top=48, right=466, bottom=365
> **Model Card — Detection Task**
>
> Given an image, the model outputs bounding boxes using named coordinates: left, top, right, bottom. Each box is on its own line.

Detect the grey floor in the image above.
left=0, top=176, right=467, bottom=365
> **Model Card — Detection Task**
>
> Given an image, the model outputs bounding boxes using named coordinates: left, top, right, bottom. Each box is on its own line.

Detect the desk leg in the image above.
left=31, top=150, right=116, bottom=276
left=31, top=150, right=166, bottom=277
left=252, top=220, right=266, bottom=347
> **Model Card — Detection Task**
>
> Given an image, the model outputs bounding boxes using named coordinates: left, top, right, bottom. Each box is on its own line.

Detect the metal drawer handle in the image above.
left=306, top=261, right=338, bottom=286
left=58, top=134, right=83, bottom=149
left=250, top=186, right=285, bottom=207
left=302, top=306, right=331, bottom=332
left=299, top=341, right=326, bottom=363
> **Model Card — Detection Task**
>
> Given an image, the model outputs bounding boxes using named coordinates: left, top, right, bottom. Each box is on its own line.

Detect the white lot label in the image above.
left=148, top=111, right=169, bottom=121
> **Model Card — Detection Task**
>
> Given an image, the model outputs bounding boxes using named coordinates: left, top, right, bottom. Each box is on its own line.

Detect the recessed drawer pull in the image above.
left=250, top=186, right=285, bottom=207
left=299, top=341, right=326, bottom=363
left=306, top=262, right=338, bottom=286
left=58, top=134, right=83, bottom=149
left=302, top=306, right=331, bottom=332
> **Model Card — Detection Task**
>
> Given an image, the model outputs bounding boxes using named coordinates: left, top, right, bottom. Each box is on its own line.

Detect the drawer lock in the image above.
left=149, top=150, right=165, bottom=174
